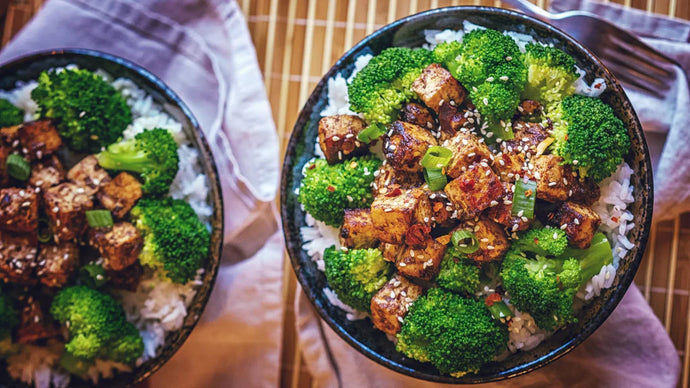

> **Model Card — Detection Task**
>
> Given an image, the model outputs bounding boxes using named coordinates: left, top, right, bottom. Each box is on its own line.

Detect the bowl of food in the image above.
left=281, top=6, right=652, bottom=383
left=0, top=49, right=223, bottom=387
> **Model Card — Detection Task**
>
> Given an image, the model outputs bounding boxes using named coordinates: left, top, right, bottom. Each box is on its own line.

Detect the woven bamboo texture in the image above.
left=2, top=0, right=689, bottom=387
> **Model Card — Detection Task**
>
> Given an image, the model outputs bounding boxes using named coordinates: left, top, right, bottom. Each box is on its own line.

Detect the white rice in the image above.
left=299, top=24, right=633, bottom=357
left=2, top=67, right=211, bottom=387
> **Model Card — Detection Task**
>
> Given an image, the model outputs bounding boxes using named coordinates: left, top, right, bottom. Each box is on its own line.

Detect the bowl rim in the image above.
left=281, top=5, right=653, bottom=384
left=0, top=48, right=225, bottom=386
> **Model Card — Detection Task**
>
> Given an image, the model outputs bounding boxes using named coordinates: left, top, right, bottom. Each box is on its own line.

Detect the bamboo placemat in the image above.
left=2, top=0, right=689, bottom=387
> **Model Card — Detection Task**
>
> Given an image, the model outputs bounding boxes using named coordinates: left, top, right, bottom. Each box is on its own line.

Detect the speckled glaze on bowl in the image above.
left=280, top=6, right=653, bottom=384
left=0, top=50, right=224, bottom=387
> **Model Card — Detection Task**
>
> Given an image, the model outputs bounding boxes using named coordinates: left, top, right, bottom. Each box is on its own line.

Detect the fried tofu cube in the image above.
left=370, top=274, right=424, bottom=335
left=373, top=163, right=423, bottom=195
left=339, top=209, right=379, bottom=249
left=548, top=202, right=602, bottom=249
left=43, top=182, right=94, bottom=242
left=485, top=184, right=531, bottom=233
left=459, top=218, right=510, bottom=262
left=106, top=262, right=143, bottom=292
left=569, top=177, right=601, bottom=206
left=0, top=231, right=37, bottom=285
left=395, top=238, right=446, bottom=280
left=36, top=243, right=79, bottom=288
left=444, top=132, right=493, bottom=179
left=426, top=191, right=461, bottom=228
left=379, top=243, right=402, bottom=263
left=16, top=297, right=59, bottom=344
left=0, top=146, right=11, bottom=187
left=531, top=154, right=572, bottom=203
left=508, top=121, right=549, bottom=156
left=444, top=163, right=503, bottom=216
left=89, top=222, right=143, bottom=271
left=383, top=121, right=437, bottom=172
left=400, top=102, right=436, bottom=130
left=0, top=188, right=39, bottom=233
left=28, top=155, right=65, bottom=193
left=97, top=172, right=143, bottom=218
left=0, top=125, right=20, bottom=145
left=411, top=63, right=466, bottom=114
left=318, top=115, right=369, bottom=164
left=492, top=151, right=525, bottom=183
left=17, top=120, right=61, bottom=160
left=371, top=188, right=431, bottom=244
left=437, top=103, right=468, bottom=142
left=67, top=155, right=111, bottom=195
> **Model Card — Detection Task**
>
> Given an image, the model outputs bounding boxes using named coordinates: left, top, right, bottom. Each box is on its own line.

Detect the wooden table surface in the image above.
left=2, top=0, right=689, bottom=387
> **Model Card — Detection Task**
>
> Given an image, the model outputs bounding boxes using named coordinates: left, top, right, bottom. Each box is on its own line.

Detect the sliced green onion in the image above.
left=38, top=218, right=52, bottom=243
left=6, top=154, right=30, bottom=181
left=511, top=178, right=537, bottom=219
left=421, top=146, right=452, bottom=169
left=86, top=210, right=113, bottom=228
left=487, top=300, right=514, bottom=321
left=423, top=168, right=447, bottom=191
left=356, top=123, right=386, bottom=143
left=80, top=263, right=107, bottom=288
left=451, top=229, right=479, bottom=254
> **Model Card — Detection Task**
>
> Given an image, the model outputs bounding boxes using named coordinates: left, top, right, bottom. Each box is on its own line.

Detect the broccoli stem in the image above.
left=564, top=233, right=613, bottom=285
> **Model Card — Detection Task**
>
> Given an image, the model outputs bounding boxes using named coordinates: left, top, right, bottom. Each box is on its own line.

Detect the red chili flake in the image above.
left=308, top=164, right=316, bottom=170
left=533, top=237, right=540, bottom=246
left=485, top=293, right=502, bottom=307
left=385, top=186, right=402, bottom=197
left=405, top=224, right=431, bottom=246
left=326, top=185, right=336, bottom=192
left=565, top=134, right=569, bottom=141
left=524, top=189, right=533, bottom=197
left=611, top=216, right=619, bottom=223
left=459, top=178, right=475, bottom=191
left=432, top=202, right=444, bottom=213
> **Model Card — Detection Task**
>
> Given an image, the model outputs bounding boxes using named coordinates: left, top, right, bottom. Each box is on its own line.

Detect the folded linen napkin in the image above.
left=296, top=1, right=685, bottom=386
left=0, top=0, right=284, bottom=386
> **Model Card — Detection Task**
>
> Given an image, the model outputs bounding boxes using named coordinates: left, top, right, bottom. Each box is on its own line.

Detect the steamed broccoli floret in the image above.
left=298, top=156, right=381, bottom=227
left=0, top=292, right=18, bottom=339
left=512, top=226, right=568, bottom=257
left=0, top=99, right=23, bottom=127
left=130, top=197, right=210, bottom=284
left=522, top=43, right=578, bottom=110
left=348, top=47, right=433, bottom=135
left=323, top=247, right=393, bottom=312
left=31, top=68, right=132, bottom=153
left=50, top=286, right=143, bottom=373
left=436, top=251, right=480, bottom=295
left=396, top=288, right=508, bottom=376
left=501, top=229, right=614, bottom=330
left=431, top=40, right=463, bottom=76
left=96, top=128, right=179, bottom=196
left=550, top=95, right=630, bottom=181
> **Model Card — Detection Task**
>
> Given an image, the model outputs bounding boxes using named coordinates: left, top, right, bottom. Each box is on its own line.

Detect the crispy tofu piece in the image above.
left=17, top=120, right=61, bottom=160
left=0, top=125, right=20, bottom=145
left=379, top=243, right=402, bottom=263
left=28, top=155, right=65, bottom=193
left=36, top=243, right=79, bottom=288
left=507, top=121, right=549, bottom=156
left=67, top=155, right=111, bottom=195
left=89, top=222, right=143, bottom=271
left=97, top=172, right=143, bottom=218
left=318, top=115, right=369, bottom=164
left=372, top=163, right=423, bottom=194
left=444, top=132, right=492, bottom=179
left=548, top=202, right=602, bottom=249
left=492, top=150, right=525, bottom=183
left=395, top=238, right=446, bottom=280
left=411, top=63, right=466, bottom=114
left=370, top=274, right=424, bottom=335
left=106, top=261, right=143, bottom=292
left=518, top=100, right=543, bottom=117
left=437, top=103, right=468, bottom=142
left=569, top=177, right=601, bottom=206
left=0, top=231, right=37, bottom=285
left=485, top=184, right=531, bottom=233
left=444, top=163, right=503, bottom=216
left=0, top=188, right=39, bottom=233
left=339, top=209, right=378, bottom=249
left=400, top=102, right=436, bottom=130
left=531, top=154, right=572, bottom=203
left=43, top=182, right=94, bottom=242
left=459, top=218, right=510, bottom=262
left=426, top=191, right=461, bottom=228
left=383, top=121, right=437, bottom=172
left=0, top=146, right=11, bottom=187
left=16, top=297, right=59, bottom=344
left=371, top=188, right=431, bottom=245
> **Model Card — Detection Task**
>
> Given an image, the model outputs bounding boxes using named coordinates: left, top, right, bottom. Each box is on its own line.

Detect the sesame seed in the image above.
left=486, top=77, right=494, bottom=82
left=506, top=56, right=512, bottom=61
left=517, top=210, right=524, bottom=217
left=573, top=160, right=579, bottom=165
left=574, top=218, right=580, bottom=225
left=410, top=250, right=415, bottom=257
left=499, top=76, right=509, bottom=81
left=449, top=100, right=456, bottom=106
left=487, top=245, right=495, bottom=250
left=504, top=200, right=513, bottom=205
left=467, top=152, right=476, bottom=158
left=490, top=200, right=499, bottom=207
left=398, top=316, right=404, bottom=323
left=521, top=216, right=529, bottom=222
left=399, top=262, right=406, bottom=267
left=472, top=86, right=478, bottom=93
left=560, top=224, right=568, bottom=230
left=52, top=207, right=59, bottom=213
left=384, top=208, right=392, bottom=212
left=548, top=182, right=557, bottom=187
left=553, top=232, right=559, bottom=239
left=439, top=99, right=445, bottom=106
left=485, top=170, right=491, bottom=176
left=332, top=135, right=340, bottom=141
left=390, top=291, right=396, bottom=299
left=483, top=98, right=489, bottom=106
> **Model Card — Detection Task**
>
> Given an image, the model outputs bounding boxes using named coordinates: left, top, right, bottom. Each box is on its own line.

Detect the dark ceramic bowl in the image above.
left=0, top=49, right=224, bottom=386
left=281, top=6, right=653, bottom=384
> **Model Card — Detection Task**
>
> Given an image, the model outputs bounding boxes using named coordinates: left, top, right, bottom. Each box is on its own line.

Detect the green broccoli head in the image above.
left=558, top=258, right=582, bottom=289
left=348, top=47, right=433, bottom=129
left=396, top=288, right=508, bottom=376
left=0, top=293, right=18, bottom=339
left=522, top=43, right=578, bottom=109
left=50, top=286, right=143, bottom=371
left=130, top=197, right=210, bottom=284
left=432, top=40, right=463, bottom=76
left=96, top=128, right=179, bottom=196
left=324, top=247, right=393, bottom=312
left=514, top=227, right=569, bottom=257
left=436, top=252, right=480, bottom=295
left=31, top=68, right=132, bottom=153
left=0, top=99, right=23, bottom=127
left=298, top=156, right=381, bottom=227
left=550, top=95, right=630, bottom=181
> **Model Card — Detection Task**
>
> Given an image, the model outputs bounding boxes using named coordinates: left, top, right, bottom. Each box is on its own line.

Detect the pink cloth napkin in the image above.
left=0, top=0, right=285, bottom=386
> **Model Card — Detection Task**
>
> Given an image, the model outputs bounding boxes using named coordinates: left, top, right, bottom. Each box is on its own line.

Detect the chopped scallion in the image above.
left=423, top=167, right=447, bottom=191
left=511, top=178, right=537, bottom=219
left=86, top=210, right=113, bottom=228
left=356, top=123, right=386, bottom=143
left=420, top=146, right=452, bottom=169
left=451, top=229, right=479, bottom=254
left=6, top=154, right=30, bottom=181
